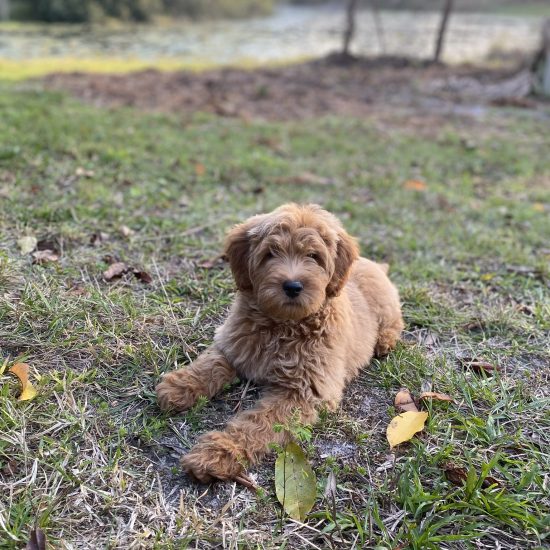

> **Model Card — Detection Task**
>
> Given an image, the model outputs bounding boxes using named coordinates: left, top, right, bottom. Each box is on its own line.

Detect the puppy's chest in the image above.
left=217, top=322, right=328, bottom=385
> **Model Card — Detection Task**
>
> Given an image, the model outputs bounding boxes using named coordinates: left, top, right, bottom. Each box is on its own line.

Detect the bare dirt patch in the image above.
left=42, top=55, right=546, bottom=124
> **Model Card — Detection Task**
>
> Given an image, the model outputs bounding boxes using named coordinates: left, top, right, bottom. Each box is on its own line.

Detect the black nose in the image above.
left=283, top=280, right=304, bottom=298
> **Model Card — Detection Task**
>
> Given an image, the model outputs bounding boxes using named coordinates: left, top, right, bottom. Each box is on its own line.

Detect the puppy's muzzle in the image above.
left=282, top=280, right=304, bottom=299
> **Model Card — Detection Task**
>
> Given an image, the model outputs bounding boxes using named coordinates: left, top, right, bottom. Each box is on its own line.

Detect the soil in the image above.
left=42, top=55, right=547, bottom=123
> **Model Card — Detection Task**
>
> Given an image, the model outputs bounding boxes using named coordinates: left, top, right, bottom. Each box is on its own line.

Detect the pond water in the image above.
left=0, top=3, right=544, bottom=65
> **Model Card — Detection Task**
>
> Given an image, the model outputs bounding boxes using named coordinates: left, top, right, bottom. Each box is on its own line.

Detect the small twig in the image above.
left=234, top=473, right=258, bottom=491
left=232, top=379, right=252, bottom=412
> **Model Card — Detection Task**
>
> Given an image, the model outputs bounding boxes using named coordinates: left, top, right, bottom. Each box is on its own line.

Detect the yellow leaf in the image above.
left=386, top=411, right=428, bottom=449
left=480, top=273, right=494, bottom=281
left=533, top=203, right=545, bottom=212
left=8, top=363, right=38, bottom=401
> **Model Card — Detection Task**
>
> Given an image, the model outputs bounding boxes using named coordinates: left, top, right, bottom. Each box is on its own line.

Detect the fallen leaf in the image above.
left=395, top=389, right=419, bottom=412
left=275, top=441, right=317, bottom=522
left=480, top=273, right=495, bottom=281
left=18, top=236, right=37, bottom=255
left=32, top=250, right=59, bottom=264
left=442, top=462, right=502, bottom=489
left=103, top=262, right=129, bottom=281
left=194, top=163, right=206, bottom=176
left=75, top=167, right=95, bottom=178
left=404, top=179, right=427, bottom=191
left=419, top=392, right=454, bottom=403
left=443, top=463, right=468, bottom=485
left=8, top=363, right=38, bottom=401
left=26, top=527, right=47, bottom=550
left=119, top=225, right=134, bottom=237
left=386, top=411, right=428, bottom=449
left=462, top=360, right=502, bottom=375
left=132, top=269, right=153, bottom=284
left=533, top=203, right=545, bottom=212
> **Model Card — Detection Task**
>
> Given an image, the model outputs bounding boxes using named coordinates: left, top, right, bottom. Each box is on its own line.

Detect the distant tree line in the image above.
left=10, top=0, right=274, bottom=22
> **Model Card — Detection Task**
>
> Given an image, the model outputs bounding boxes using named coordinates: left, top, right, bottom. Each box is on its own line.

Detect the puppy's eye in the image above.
left=263, top=251, right=274, bottom=262
left=307, top=252, right=320, bottom=262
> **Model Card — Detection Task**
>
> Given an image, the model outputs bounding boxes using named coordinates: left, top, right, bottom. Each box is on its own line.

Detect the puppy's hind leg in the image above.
left=156, top=346, right=236, bottom=412
left=181, top=388, right=317, bottom=484
left=375, top=305, right=404, bottom=358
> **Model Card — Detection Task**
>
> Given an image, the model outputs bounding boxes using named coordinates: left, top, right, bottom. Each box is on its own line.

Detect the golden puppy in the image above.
left=156, top=203, right=403, bottom=485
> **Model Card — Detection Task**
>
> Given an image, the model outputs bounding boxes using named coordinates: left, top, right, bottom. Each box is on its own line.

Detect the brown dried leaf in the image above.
left=194, top=163, right=206, bottom=176
left=26, top=527, right=47, bottom=550
left=132, top=269, right=153, bottom=284
left=462, top=360, right=502, bottom=375
left=103, top=262, right=128, bottom=281
left=395, top=389, right=419, bottom=412
left=32, top=250, right=59, bottom=265
left=419, top=391, right=454, bottom=403
left=443, top=463, right=468, bottom=485
left=442, top=463, right=502, bottom=489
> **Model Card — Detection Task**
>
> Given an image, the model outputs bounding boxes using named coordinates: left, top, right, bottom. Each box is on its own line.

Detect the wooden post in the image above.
left=343, top=0, right=360, bottom=57
left=538, top=19, right=550, bottom=96
left=434, top=0, right=454, bottom=63
left=530, top=19, right=550, bottom=96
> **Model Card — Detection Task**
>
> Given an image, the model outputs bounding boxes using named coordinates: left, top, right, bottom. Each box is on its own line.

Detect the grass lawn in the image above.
left=0, top=82, right=549, bottom=549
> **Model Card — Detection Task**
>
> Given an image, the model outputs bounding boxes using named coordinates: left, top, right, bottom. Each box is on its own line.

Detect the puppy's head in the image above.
left=224, top=203, right=359, bottom=321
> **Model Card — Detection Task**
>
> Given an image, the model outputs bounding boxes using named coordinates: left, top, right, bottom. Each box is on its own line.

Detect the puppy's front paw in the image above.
left=181, top=431, right=249, bottom=485
left=156, top=371, right=201, bottom=412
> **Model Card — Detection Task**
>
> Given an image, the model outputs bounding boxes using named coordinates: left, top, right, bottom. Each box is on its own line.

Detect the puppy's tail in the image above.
left=377, top=262, right=390, bottom=274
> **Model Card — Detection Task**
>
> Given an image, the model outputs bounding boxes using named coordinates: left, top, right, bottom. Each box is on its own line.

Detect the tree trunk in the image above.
left=434, top=0, right=454, bottom=63
left=343, top=0, right=360, bottom=57
left=532, top=19, right=550, bottom=96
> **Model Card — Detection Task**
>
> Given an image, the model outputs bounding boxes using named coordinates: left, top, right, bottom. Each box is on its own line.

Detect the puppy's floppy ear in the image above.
left=326, top=228, right=359, bottom=297
left=224, top=221, right=253, bottom=291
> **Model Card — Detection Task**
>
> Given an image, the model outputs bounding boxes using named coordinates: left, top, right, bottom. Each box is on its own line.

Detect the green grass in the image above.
left=0, top=81, right=549, bottom=549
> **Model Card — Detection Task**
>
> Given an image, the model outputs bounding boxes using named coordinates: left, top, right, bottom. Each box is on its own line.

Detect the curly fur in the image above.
left=156, top=203, right=404, bottom=483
